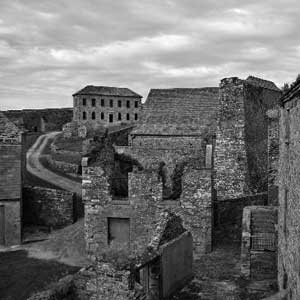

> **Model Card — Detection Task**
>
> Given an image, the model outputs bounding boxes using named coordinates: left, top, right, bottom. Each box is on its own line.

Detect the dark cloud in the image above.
left=0, top=0, right=299, bottom=109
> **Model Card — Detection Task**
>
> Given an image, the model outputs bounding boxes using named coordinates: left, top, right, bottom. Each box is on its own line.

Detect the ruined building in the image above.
left=0, top=111, right=22, bottom=246
left=83, top=87, right=220, bottom=260
left=215, top=76, right=282, bottom=202
left=72, top=85, right=142, bottom=130
left=277, top=79, right=300, bottom=299
left=83, top=75, right=283, bottom=260
left=4, top=108, right=73, bottom=132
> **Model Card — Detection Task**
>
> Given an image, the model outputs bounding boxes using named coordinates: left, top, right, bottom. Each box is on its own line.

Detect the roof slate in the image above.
left=132, top=87, right=219, bottom=135
left=73, top=85, right=142, bottom=98
left=246, top=76, right=281, bottom=91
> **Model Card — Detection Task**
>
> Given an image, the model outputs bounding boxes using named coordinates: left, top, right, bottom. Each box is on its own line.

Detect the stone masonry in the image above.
left=0, top=111, right=22, bottom=246
left=73, top=86, right=142, bottom=130
left=214, top=76, right=282, bottom=201
left=278, top=80, right=300, bottom=299
left=267, top=107, right=280, bottom=206
left=23, top=186, right=75, bottom=229
left=83, top=87, right=219, bottom=259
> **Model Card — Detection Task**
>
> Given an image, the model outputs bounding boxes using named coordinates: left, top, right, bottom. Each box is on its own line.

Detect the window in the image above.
left=82, top=111, right=87, bottom=120
left=101, top=99, right=105, bottom=107
left=135, top=101, right=139, bottom=108
left=118, top=113, right=122, bottom=121
left=108, top=218, right=130, bottom=247
left=101, top=112, right=104, bottom=120
left=127, top=100, right=130, bottom=108
left=109, top=114, right=113, bottom=123
left=92, top=112, right=96, bottom=120
left=118, top=100, right=122, bottom=108
left=110, top=99, right=113, bottom=107
left=92, top=98, right=96, bottom=106
left=82, top=98, right=86, bottom=106
left=126, top=113, right=130, bottom=121
left=134, top=113, right=138, bottom=121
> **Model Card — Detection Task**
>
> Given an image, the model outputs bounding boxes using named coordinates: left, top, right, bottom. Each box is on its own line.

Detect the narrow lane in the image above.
left=26, top=132, right=82, bottom=196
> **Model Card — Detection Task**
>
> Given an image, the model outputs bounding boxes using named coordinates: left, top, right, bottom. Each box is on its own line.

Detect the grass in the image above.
left=39, top=155, right=82, bottom=184
left=0, top=250, right=79, bottom=300
left=51, top=152, right=81, bottom=164
left=53, top=134, right=83, bottom=153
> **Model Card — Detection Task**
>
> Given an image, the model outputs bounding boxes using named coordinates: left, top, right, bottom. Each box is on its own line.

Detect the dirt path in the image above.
left=173, top=244, right=277, bottom=300
left=26, top=132, right=82, bottom=196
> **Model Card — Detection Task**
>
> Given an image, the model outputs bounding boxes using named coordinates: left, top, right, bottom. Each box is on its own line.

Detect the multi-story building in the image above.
left=72, top=85, right=142, bottom=129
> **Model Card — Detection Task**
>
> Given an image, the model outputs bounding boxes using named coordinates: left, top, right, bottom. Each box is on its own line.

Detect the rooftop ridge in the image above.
left=246, top=75, right=281, bottom=92
left=73, top=85, right=142, bottom=98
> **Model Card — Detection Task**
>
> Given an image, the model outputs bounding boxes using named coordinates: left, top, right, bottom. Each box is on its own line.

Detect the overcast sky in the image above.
left=0, top=0, right=299, bottom=110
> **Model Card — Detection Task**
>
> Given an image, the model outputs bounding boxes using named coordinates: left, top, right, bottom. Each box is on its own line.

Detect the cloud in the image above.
left=0, top=0, right=300, bottom=109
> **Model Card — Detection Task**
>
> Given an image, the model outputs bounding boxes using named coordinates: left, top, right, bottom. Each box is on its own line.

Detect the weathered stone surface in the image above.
left=267, top=107, right=280, bottom=206
left=0, top=111, right=22, bottom=246
left=214, top=77, right=281, bottom=200
left=241, top=206, right=277, bottom=281
left=44, top=154, right=79, bottom=174
left=278, top=81, right=300, bottom=299
left=23, top=186, right=75, bottom=228
left=214, top=192, right=267, bottom=243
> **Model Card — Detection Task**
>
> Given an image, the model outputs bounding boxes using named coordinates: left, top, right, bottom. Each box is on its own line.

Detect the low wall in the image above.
left=27, top=275, right=75, bottom=300
left=214, top=193, right=268, bottom=243
left=160, top=231, right=193, bottom=298
left=51, top=142, right=82, bottom=158
left=73, top=263, right=134, bottom=300
left=23, top=186, right=75, bottom=228
left=44, top=154, right=79, bottom=174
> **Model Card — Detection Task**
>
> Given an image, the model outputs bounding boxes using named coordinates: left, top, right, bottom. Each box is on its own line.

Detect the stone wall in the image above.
left=241, top=206, right=277, bottom=281
left=83, top=160, right=211, bottom=260
left=4, top=108, right=73, bottom=132
left=74, top=263, right=134, bottom=300
left=214, top=77, right=281, bottom=201
left=23, top=186, right=75, bottom=228
left=267, top=108, right=280, bottom=206
left=0, top=111, right=22, bottom=246
left=44, top=154, right=80, bottom=174
left=214, top=77, right=249, bottom=200
left=278, top=91, right=300, bottom=299
left=214, top=192, right=267, bottom=243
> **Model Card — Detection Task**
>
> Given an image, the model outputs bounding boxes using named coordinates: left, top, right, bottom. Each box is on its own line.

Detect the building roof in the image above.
left=280, top=79, right=300, bottom=106
left=72, top=85, right=142, bottom=98
left=132, top=87, right=219, bottom=135
left=246, top=76, right=281, bottom=92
